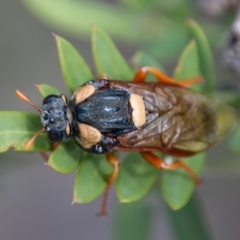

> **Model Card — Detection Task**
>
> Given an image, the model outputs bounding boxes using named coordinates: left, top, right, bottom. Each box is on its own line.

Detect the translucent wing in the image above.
left=110, top=81, right=236, bottom=156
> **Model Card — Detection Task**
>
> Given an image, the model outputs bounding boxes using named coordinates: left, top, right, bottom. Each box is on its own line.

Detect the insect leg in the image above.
left=98, top=73, right=108, bottom=80
left=133, top=67, right=202, bottom=87
left=39, top=152, right=49, bottom=163
left=141, top=151, right=201, bottom=185
left=39, top=142, right=60, bottom=164
left=98, top=153, right=119, bottom=216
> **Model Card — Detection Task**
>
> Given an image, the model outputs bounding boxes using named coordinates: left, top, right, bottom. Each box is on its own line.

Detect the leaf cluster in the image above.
left=0, top=21, right=232, bottom=210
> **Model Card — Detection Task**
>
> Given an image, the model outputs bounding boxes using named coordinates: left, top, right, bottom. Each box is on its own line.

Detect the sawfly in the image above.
left=16, top=66, right=235, bottom=215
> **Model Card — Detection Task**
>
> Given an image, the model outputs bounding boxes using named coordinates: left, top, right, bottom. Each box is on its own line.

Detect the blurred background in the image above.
left=1, top=0, right=240, bottom=239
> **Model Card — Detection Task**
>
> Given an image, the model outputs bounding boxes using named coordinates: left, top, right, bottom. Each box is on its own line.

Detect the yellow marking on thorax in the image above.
left=129, top=93, right=146, bottom=128
left=73, top=84, right=96, bottom=105
left=78, top=123, right=102, bottom=149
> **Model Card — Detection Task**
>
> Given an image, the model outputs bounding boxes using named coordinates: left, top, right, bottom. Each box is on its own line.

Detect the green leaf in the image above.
left=165, top=194, right=214, bottom=240
left=159, top=0, right=192, bottom=18
left=228, top=121, right=240, bottom=153
left=48, top=139, right=81, bottom=174
left=174, top=40, right=201, bottom=91
left=36, top=84, right=60, bottom=97
left=54, top=34, right=94, bottom=93
left=160, top=40, right=206, bottom=209
left=92, top=25, right=133, bottom=80
left=131, top=51, right=165, bottom=71
left=0, top=111, right=51, bottom=152
left=161, top=153, right=205, bottom=210
left=116, top=153, right=158, bottom=203
left=147, top=24, right=189, bottom=61
left=187, top=19, right=215, bottom=94
left=73, top=155, right=111, bottom=203
left=120, top=0, right=155, bottom=11
left=215, top=91, right=240, bottom=109
left=21, top=0, right=141, bottom=43
left=113, top=200, right=152, bottom=240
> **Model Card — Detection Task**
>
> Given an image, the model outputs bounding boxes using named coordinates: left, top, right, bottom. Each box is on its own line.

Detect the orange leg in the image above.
left=39, top=142, right=60, bottom=164
left=98, top=73, right=108, bottom=80
left=97, top=153, right=120, bottom=216
left=40, top=152, right=49, bottom=163
left=133, top=67, right=202, bottom=88
left=141, top=152, right=201, bottom=185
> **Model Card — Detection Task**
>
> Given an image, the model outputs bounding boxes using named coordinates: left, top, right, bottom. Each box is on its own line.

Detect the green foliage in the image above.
left=229, top=124, right=240, bottom=153
left=92, top=25, right=133, bottom=79
left=54, top=34, right=94, bottom=93
left=48, top=139, right=81, bottom=174
left=0, top=111, right=51, bottom=152
left=114, top=200, right=152, bottom=240
left=187, top=20, right=216, bottom=93
left=116, top=153, right=158, bottom=203
left=21, top=0, right=230, bottom=63
left=36, top=84, right=60, bottom=96
left=173, top=40, right=201, bottom=91
left=0, top=24, right=236, bottom=220
left=131, top=51, right=165, bottom=71
left=73, top=155, right=111, bottom=203
left=6, top=0, right=240, bottom=237
left=21, top=0, right=141, bottom=42
left=161, top=154, right=205, bottom=210
left=165, top=194, right=213, bottom=240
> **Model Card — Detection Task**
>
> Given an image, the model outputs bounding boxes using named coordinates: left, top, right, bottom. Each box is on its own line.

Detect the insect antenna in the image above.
left=15, top=90, right=42, bottom=112
left=25, top=127, right=45, bottom=150
left=16, top=90, right=45, bottom=149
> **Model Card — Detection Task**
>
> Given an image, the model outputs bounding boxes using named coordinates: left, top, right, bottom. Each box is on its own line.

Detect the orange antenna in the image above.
left=25, top=127, right=45, bottom=150
left=16, top=90, right=45, bottom=149
left=16, top=90, right=42, bottom=112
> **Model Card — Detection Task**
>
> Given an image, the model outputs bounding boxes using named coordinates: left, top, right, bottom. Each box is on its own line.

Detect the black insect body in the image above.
left=74, top=87, right=133, bottom=149
left=70, top=82, right=141, bottom=154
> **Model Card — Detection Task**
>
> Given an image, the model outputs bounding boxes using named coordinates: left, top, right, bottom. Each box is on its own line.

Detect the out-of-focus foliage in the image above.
left=21, top=0, right=234, bottom=61
left=5, top=1, right=240, bottom=239
left=0, top=23, right=221, bottom=210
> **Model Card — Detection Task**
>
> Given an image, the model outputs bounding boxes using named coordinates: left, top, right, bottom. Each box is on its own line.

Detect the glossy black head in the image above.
left=41, top=94, right=72, bottom=142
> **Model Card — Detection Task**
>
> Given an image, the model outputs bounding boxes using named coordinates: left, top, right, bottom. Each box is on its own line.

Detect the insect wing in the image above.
left=110, top=81, right=236, bottom=156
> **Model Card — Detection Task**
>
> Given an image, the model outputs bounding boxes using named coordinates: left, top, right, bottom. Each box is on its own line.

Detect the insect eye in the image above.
left=43, top=95, right=60, bottom=105
left=48, top=130, right=63, bottom=142
left=43, top=114, right=49, bottom=121
left=47, top=129, right=69, bottom=142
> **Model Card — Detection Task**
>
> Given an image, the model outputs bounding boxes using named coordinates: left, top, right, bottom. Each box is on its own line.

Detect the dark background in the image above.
left=1, top=1, right=240, bottom=240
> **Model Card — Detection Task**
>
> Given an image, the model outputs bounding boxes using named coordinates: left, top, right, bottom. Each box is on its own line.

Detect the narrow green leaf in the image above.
left=36, top=84, right=60, bottom=97
left=174, top=40, right=201, bottom=91
left=165, top=194, right=214, bottom=240
left=116, top=153, right=158, bottom=203
left=113, top=200, right=152, bottom=240
left=215, top=91, right=240, bottom=109
left=161, top=153, right=205, bottom=210
left=160, top=40, right=207, bottom=209
left=228, top=121, right=240, bottom=153
left=131, top=51, right=165, bottom=70
left=0, top=111, right=51, bottom=152
left=54, top=34, right=94, bottom=93
left=187, top=19, right=215, bottom=94
left=48, top=139, right=81, bottom=174
left=92, top=25, right=133, bottom=80
left=147, top=24, right=189, bottom=61
left=73, top=155, right=111, bottom=203
left=21, top=0, right=141, bottom=43
left=120, top=0, right=155, bottom=11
